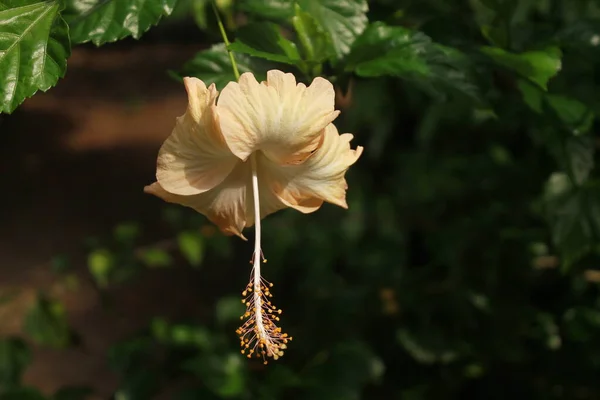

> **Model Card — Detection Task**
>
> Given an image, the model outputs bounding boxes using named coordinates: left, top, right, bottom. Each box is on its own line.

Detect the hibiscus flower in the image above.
left=145, top=70, right=363, bottom=362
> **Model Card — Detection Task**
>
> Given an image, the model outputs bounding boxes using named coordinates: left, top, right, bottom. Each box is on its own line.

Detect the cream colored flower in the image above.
left=145, top=70, right=362, bottom=238
left=145, top=69, right=363, bottom=362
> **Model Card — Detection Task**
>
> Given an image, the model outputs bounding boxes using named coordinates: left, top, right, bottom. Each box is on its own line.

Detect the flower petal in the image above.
left=245, top=163, right=288, bottom=228
left=217, top=70, right=340, bottom=164
left=156, top=77, right=238, bottom=196
left=259, top=124, right=363, bottom=212
left=145, top=159, right=287, bottom=238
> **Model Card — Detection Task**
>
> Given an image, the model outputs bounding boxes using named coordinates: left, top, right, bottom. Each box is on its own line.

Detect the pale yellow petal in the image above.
left=146, top=160, right=250, bottom=238
left=259, top=124, right=363, bottom=212
left=145, top=159, right=287, bottom=238
left=216, top=70, right=340, bottom=164
left=156, top=77, right=238, bottom=196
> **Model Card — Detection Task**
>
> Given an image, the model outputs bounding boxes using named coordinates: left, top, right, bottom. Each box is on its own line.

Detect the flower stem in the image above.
left=211, top=0, right=240, bottom=81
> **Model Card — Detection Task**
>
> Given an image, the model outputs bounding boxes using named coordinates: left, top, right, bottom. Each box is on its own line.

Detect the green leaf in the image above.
left=292, top=4, right=333, bottom=63
left=108, top=337, right=154, bottom=374
left=139, top=248, right=173, bottom=268
left=516, top=79, right=543, bottom=113
left=0, top=338, right=31, bottom=388
left=63, top=0, right=178, bottom=45
left=151, top=318, right=212, bottom=349
left=546, top=95, right=594, bottom=135
left=215, top=297, right=245, bottom=325
left=480, top=46, right=562, bottom=90
left=113, top=222, right=141, bottom=245
left=174, top=44, right=254, bottom=90
left=181, top=353, right=246, bottom=398
left=564, top=307, right=600, bottom=342
left=177, top=231, right=204, bottom=267
left=260, top=364, right=302, bottom=398
left=305, top=341, right=384, bottom=394
left=239, top=0, right=294, bottom=19
left=113, top=370, right=161, bottom=400
left=0, top=1, right=70, bottom=114
left=297, top=0, right=368, bottom=59
left=345, top=22, right=480, bottom=100
left=170, top=323, right=211, bottom=349
left=229, top=22, right=300, bottom=64
left=23, top=295, right=71, bottom=348
left=565, top=135, right=595, bottom=186
left=543, top=174, right=600, bottom=269
left=87, top=248, right=115, bottom=288
left=191, top=0, right=210, bottom=30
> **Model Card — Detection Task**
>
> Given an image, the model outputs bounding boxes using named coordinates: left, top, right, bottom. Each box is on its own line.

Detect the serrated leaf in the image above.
left=345, top=22, right=480, bottom=100
left=480, top=46, right=562, bottom=90
left=292, top=4, right=333, bottom=63
left=174, top=44, right=254, bottom=90
left=177, top=230, right=204, bottom=267
left=23, top=295, right=71, bottom=348
left=63, top=0, right=178, bottom=45
left=0, top=338, right=30, bottom=388
left=239, top=0, right=294, bottom=19
left=0, top=0, right=70, bottom=114
left=297, top=0, right=368, bottom=60
left=229, top=22, right=300, bottom=64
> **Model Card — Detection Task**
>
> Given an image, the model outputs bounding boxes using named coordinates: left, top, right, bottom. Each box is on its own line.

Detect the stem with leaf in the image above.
left=211, top=1, right=240, bottom=81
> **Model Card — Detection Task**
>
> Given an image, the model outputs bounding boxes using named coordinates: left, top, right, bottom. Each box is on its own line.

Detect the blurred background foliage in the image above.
left=1, top=0, right=600, bottom=398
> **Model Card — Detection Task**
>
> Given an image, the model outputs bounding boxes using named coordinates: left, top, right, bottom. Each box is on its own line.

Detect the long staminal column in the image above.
left=236, top=155, right=292, bottom=364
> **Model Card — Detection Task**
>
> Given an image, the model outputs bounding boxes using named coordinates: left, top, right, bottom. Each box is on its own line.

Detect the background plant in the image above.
left=1, top=0, right=600, bottom=398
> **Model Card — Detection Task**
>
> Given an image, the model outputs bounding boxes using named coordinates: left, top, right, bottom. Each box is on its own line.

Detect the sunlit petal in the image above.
left=156, top=77, right=238, bottom=196
left=146, top=160, right=250, bottom=238
left=259, top=124, right=363, bottom=212
left=146, top=159, right=287, bottom=238
left=217, top=70, right=340, bottom=164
